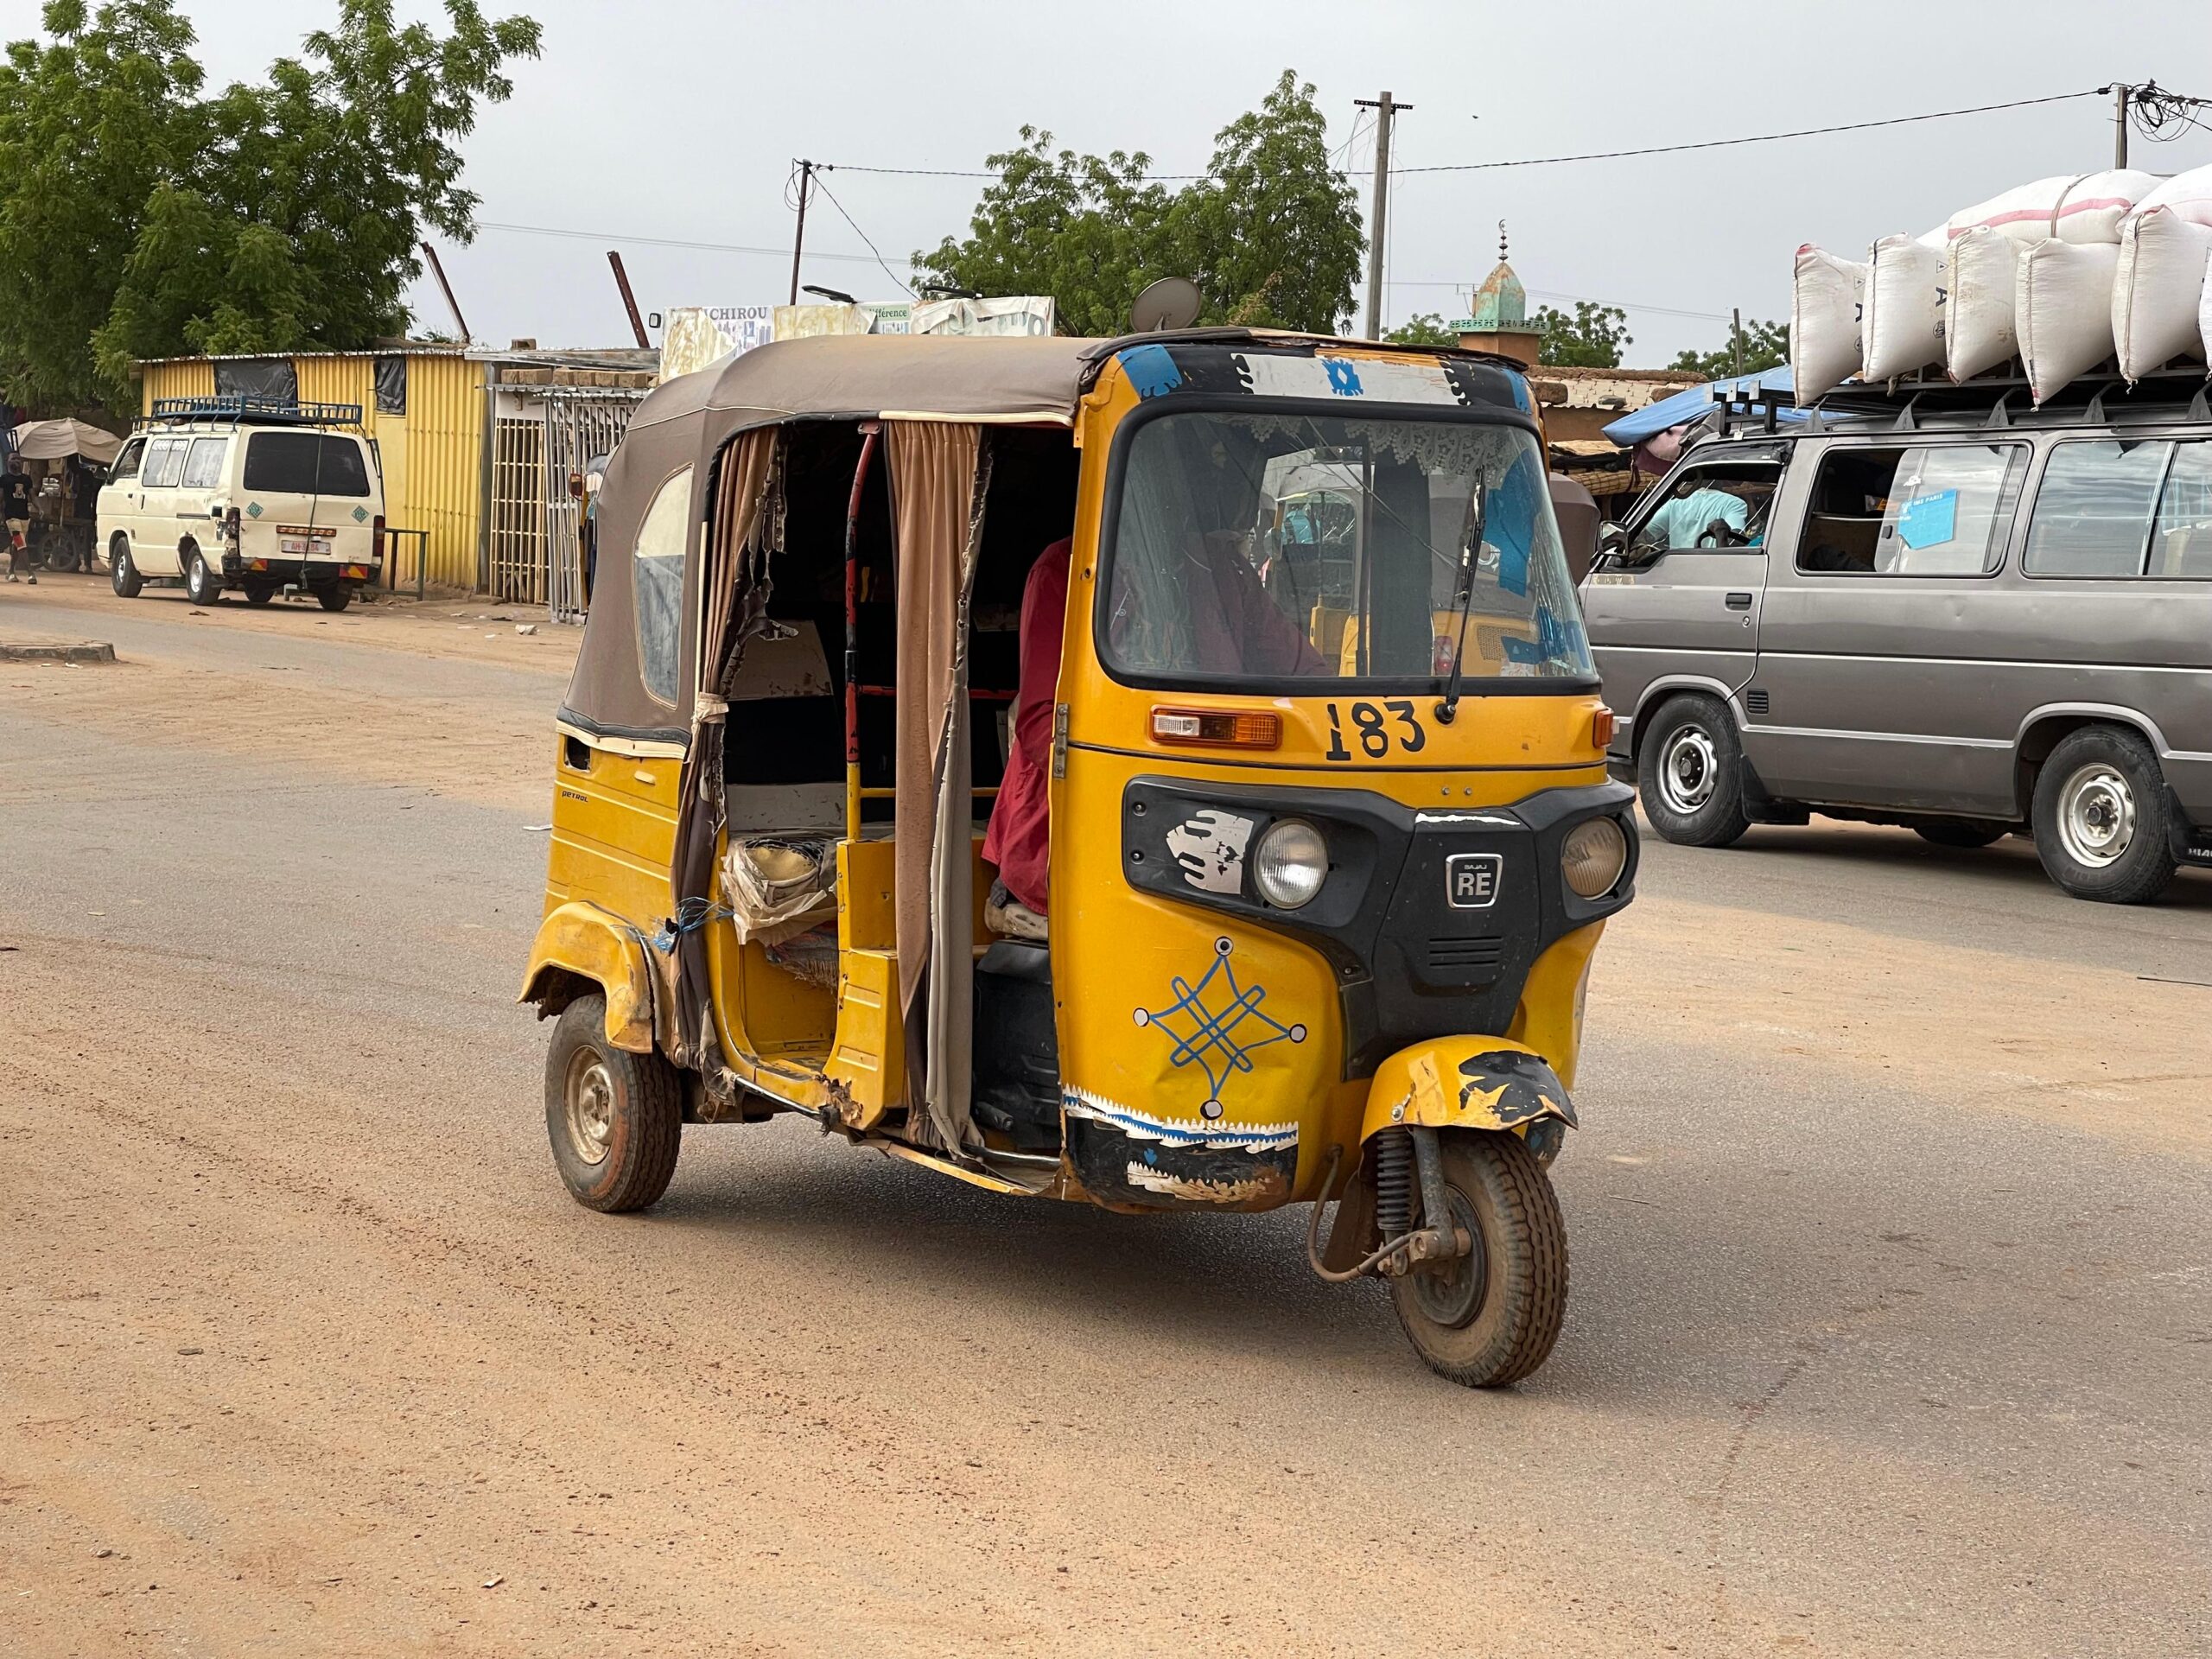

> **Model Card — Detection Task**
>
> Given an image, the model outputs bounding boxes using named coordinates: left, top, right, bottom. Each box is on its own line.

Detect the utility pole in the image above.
left=788, top=159, right=815, bottom=306
left=1731, top=307, right=1744, bottom=378
left=1354, top=92, right=1410, bottom=340
left=2113, top=82, right=2133, bottom=168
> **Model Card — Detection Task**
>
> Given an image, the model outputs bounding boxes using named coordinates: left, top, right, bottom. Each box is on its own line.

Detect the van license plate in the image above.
left=1446, top=853, right=1503, bottom=908
left=279, top=534, right=332, bottom=556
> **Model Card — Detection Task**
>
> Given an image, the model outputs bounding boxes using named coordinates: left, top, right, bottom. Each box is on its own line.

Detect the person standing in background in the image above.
left=2, top=456, right=34, bottom=583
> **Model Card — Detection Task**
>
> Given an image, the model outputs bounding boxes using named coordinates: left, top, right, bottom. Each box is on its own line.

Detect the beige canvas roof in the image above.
left=628, top=333, right=1096, bottom=442
left=12, top=417, right=122, bottom=464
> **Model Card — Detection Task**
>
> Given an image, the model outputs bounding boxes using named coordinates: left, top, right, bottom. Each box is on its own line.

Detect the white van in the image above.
left=99, top=399, right=384, bottom=611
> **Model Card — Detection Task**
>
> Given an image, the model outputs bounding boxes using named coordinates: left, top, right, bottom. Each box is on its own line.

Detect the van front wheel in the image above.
left=1637, top=694, right=1751, bottom=848
left=544, top=994, right=683, bottom=1212
left=110, top=537, right=141, bottom=598
left=316, top=586, right=352, bottom=613
left=2031, top=727, right=2178, bottom=905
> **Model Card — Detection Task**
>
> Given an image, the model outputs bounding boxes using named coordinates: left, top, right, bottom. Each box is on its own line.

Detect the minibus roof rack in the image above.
left=1808, top=364, right=2211, bottom=429
left=143, top=396, right=364, bottom=429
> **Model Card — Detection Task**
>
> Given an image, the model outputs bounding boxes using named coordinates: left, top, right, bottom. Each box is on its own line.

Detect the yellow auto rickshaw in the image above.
left=521, top=328, right=1636, bottom=1387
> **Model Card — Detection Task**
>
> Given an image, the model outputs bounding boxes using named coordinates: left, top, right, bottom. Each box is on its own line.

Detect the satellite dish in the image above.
left=1129, top=276, right=1202, bottom=334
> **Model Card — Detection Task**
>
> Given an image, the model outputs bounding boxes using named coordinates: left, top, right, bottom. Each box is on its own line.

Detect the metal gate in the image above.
left=488, top=388, right=643, bottom=620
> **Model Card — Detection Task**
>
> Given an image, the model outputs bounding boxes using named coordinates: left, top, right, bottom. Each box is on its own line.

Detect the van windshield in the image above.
left=242, top=432, right=372, bottom=497
left=1102, top=408, right=1591, bottom=689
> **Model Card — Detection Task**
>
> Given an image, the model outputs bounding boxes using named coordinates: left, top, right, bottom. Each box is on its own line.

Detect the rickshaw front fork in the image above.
left=1310, top=1127, right=1471, bottom=1283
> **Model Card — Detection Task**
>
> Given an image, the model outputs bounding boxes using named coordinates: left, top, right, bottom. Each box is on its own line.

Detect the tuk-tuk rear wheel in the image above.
left=543, top=993, right=683, bottom=1213
left=1389, top=1130, right=1567, bottom=1389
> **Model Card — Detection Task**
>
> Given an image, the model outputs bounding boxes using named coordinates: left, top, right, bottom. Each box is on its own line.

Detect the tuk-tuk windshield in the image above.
left=1103, top=406, right=1591, bottom=689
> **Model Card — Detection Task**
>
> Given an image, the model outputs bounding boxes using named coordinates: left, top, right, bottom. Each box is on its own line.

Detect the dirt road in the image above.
left=4, top=575, right=2208, bottom=1656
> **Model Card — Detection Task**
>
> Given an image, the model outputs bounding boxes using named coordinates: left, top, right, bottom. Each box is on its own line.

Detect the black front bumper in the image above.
left=1121, top=774, right=1638, bottom=1077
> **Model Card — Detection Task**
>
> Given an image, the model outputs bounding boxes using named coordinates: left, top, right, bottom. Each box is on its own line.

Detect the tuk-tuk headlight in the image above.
left=1254, top=818, right=1327, bottom=909
left=1561, top=817, right=1629, bottom=899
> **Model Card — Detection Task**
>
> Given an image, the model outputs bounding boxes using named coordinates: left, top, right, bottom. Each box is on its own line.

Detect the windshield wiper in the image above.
left=1434, top=481, right=1489, bottom=725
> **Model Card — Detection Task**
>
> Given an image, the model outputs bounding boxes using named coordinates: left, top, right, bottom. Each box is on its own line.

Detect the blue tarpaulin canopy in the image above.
left=1603, top=365, right=1802, bottom=447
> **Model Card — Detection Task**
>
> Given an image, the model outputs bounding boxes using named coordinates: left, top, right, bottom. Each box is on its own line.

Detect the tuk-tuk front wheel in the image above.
left=544, top=993, right=683, bottom=1212
left=1389, top=1130, right=1567, bottom=1388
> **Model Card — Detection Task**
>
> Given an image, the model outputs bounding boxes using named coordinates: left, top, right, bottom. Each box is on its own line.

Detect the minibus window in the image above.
left=143, top=438, right=186, bottom=489
left=181, top=437, right=226, bottom=490
left=1630, top=463, right=1780, bottom=555
left=110, top=438, right=143, bottom=481
left=241, top=432, right=372, bottom=497
left=2150, top=440, right=2212, bottom=578
left=1800, top=444, right=2024, bottom=575
left=632, top=467, right=694, bottom=705
left=2024, top=440, right=2171, bottom=579
left=1103, top=409, right=1589, bottom=688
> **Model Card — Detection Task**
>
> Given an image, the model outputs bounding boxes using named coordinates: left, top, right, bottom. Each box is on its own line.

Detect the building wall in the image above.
left=140, top=353, right=486, bottom=590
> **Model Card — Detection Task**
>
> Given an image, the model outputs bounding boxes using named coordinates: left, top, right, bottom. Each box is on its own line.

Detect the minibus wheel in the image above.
left=183, top=545, right=221, bottom=606
left=244, top=584, right=276, bottom=607
left=544, top=993, right=683, bottom=1212
left=1389, top=1130, right=1567, bottom=1388
left=316, top=587, right=352, bottom=613
left=2031, top=727, right=2178, bottom=905
left=109, top=537, right=141, bottom=599
left=1637, top=694, right=1750, bottom=847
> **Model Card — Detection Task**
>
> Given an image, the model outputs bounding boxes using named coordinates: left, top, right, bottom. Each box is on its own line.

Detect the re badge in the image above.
left=1445, top=852, right=1503, bottom=908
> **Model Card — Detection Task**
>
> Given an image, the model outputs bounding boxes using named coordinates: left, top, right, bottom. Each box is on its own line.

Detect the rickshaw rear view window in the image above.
left=1103, top=407, right=1591, bottom=686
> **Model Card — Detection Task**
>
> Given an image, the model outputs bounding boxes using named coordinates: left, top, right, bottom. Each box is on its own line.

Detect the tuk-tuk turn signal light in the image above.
left=1150, top=708, right=1281, bottom=749
left=1592, top=707, right=1616, bottom=750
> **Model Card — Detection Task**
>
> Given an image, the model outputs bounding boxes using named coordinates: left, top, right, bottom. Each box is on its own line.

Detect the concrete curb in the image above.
left=0, top=640, right=117, bottom=664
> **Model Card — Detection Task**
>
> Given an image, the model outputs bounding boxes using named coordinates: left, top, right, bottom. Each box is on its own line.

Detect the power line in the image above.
left=808, top=169, right=916, bottom=298
left=822, top=89, right=2107, bottom=181
left=477, top=219, right=891, bottom=267
left=1389, top=91, right=2105, bottom=174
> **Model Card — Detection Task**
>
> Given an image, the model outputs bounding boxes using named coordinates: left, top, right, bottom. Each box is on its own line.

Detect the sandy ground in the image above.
left=3, top=576, right=2208, bottom=1656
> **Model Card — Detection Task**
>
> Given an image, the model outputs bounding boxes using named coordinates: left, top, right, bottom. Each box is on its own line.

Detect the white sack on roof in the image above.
left=2133, top=163, right=2212, bottom=228
left=2018, top=240, right=2120, bottom=403
left=1790, top=245, right=1867, bottom=398
left=1948, top=170, right=2162, bottom=245
left=1942, top=229, right=2021, bottom=381
left=1859, top=229, right=1948, bottom=382
left=2112, top=209, right=2212, bottom=381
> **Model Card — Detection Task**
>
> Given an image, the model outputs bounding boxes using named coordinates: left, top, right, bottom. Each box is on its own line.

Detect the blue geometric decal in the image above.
left=1134, top=937, right=1306, bottom=1120
left=1322, top=357, right=1363, bottom=396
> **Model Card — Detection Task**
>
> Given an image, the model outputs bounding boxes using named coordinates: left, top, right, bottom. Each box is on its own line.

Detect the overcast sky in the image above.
left=8, top=0, right=2212, bottom=364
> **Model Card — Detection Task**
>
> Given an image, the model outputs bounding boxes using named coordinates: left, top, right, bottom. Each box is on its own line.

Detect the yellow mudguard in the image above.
left=518, top=901, right=658, bottom=1053
left=1360, top=1036, right=1576, bottom=1144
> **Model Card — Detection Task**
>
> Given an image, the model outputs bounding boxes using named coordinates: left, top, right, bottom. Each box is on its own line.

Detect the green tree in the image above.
left=0, top=0, right=539, bottom=416
left=1533, top=300, right=1631, bottom=368
left=1384, top=312, right=1457, bottom=347
left=918, top=71, right=1363, bottom=336
left=1669, top=316, right=1789, bottom=379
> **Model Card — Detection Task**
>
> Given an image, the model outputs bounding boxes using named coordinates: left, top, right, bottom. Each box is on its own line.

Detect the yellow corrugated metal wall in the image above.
left=140, top=359, right=215, bottom=406
left=402, top=353, right=485, bottom=590
left=139, top=352, right=486, bottom=591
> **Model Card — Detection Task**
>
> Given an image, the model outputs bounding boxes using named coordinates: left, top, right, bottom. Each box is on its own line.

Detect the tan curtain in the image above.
left=669, top=429, right=780, bottom=1076
left=699, top=430, right=780, bottom=702
left=887, top=422, right=988, bottom=1154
